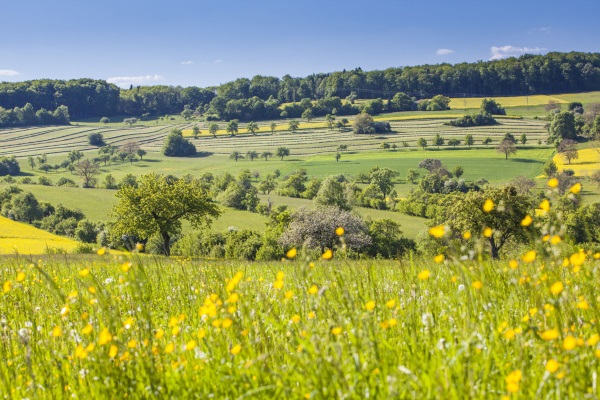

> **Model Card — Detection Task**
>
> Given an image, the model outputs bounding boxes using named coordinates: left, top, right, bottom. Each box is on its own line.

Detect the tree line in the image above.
left=1, top=52, right=599, bottom=119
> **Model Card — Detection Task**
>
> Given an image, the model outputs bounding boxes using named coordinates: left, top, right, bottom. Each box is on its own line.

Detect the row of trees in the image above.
left=2, top=52, right=599, bottom=120
left=0, top=103, right=70, bottom=127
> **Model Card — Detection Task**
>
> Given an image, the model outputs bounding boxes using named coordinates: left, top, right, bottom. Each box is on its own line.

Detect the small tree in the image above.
left=448, top=139, right=461, bottom=148
left=276, top=147, right=290, bottom=161
left=192, top=126, right=200, bottom=139
left=100, top=117, right=110, bottom=124
left=496, top=139, right=517, bottom=160
left=230, top=151, right=242, bottom=161
left=381, top=142, right=390, bottom=150
left=27, top=156, right=36, bottom=170
left=288, top=120, right=300, bottom=133
left=246, top=121, right=259, bottom=135
left=246, top=151, right=259, bottom=161
left=76, top=159, right=100, bottom=188
left=269, top=122, right=277, bottom=134
left=326, top=114, right=336, bottom=130
left=520, top=133, right=527, bottom=145
left=137, top=149, right=147, bottom=160
left=433, top=134, right=445, bottom=149
left=301, top=108, right=314, bottom=123
left=465, top=134, right=474, bottom=147
left=452, top=165, right=464, bottom=178
left=335, top=153, right=341, bottom=162
left=483, top=137, right=493, bottom=146
left=226, top=119, right=239, bottom=136
left=120, top=141, right=141, bottom=156
left=558, top=139, right=579, bottom=165
left=209, top=123, right=219, bottom=138
left=406, top=169, right=420, bottom=184
left=261, top=151, right=273, bottom=161
left=314, top=176, right=352, bottom=211
left=124, top=118, right=138, bottom=127
left=417, top=137, right=428, bottom=150
left=181, top=108, right=193, bottom=120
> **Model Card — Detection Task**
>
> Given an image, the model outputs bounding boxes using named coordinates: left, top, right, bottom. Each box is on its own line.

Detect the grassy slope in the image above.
left=0, top=215, right=81, bottom=254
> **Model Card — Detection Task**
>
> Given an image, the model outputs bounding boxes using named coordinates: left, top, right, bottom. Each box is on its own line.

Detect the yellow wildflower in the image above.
left=286, top=248, right=297, bottom=259
left=546, top=359, right=559, bottom=373
left=335, top=227, right=345, bottom=236
left=418, top=270, right=431, bottom=281
left=483, top=227, right=493, bottom=238
left=365, top=301, right=376, bottom=311
left=99, top=328, right=112, bottom=345
left=472, top=281, right=483, bottom=290
left=322, top=249, right=333, bottom=260
left=521, top=250, right=536, bottom=263
left=434, top=254, right=445, bottom=263
left=385, top=299, right=396, bottom=309
left=563, top=335, right=576, bottom=350
left=520, top=215, right=532, bottom=227
left=331, top=327, right=342, bottom=335
left=483, top=199, right=494, bottom=212
left=230, top=344, right=241, bottom=355
left=570, top=183, right=582, bottom=194
left=550, top=281, right=564, bottom=295
left=308, top=285, right=318, bottom=295
left=547, top=178, right=559, bottom=188
left=463, top=231, right=472, bottom=240
left=16, top=271, right=25, bottom=283
left=52, top=326, right=62, bottom=337
left=541, top=329, right=559, bottom=341
left=428, top=225, right=445, bottom=238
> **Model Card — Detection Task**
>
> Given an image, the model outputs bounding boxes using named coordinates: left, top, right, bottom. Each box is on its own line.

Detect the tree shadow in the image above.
left=510, top=158, right=542, bottom=164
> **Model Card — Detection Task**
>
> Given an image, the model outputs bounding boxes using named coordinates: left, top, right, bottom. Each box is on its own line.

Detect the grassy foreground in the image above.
left=1, top=242, right=600, bottom=398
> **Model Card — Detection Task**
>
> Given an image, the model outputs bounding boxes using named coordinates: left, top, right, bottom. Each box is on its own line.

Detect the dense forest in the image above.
left=1, top=52, right=599, bottom=120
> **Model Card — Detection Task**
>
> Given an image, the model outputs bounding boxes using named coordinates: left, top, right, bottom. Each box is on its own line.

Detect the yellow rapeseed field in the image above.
left=0, top=216, right=80, bottom=254
left=449, top=94, right=569, bottom=109
left=554, top=148, right=600, bottom=176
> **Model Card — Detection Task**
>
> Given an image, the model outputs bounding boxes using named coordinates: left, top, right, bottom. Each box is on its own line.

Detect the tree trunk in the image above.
left=489, top=237, right=499, bottom=259
left=162, top=232, right=171, bottom=257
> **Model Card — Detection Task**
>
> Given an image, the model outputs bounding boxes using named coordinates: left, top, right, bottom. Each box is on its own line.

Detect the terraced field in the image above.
left=169, top=117, right=549, bottom=157
left=0, top=123, right=192, bottom=157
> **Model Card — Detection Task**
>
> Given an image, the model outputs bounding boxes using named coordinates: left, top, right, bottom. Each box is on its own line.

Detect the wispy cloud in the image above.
left=180, top=60, right=194, bottom=65
left=0, top=69, right=20, bottom=77
left=213, top=59, right=222, bottom=64
left=106, top=74, right=163, bottom=87
left=436, top=48, right=454, bottom=56
left=529, top=27, right=551, bottom=35
left=490, top=45, right=545, bottom=60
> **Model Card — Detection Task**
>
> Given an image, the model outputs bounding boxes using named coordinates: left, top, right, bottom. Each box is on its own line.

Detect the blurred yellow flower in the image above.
left=546, top=359, right=559, bottom=373
left=82, top=324, right=93, bottom=335
left=286, top=248, right=297, bottom=259
left=121, top=262, right=132, bottom=273
left=563, top=336, right=576, bottom=350
left=308, top=285, right=318, bottom=295
left=335, top=227, right=345, bottom=236
left=16, top=271, right=25, bottom=283
left=52, top=326, right=62, bottom=337
left=569, top=252, right=586, bottom=267
left=587, top=334, right=600, bottom=346
left=128, top=340, right=137, bottom=349
left=570, top=182, right=582, bottom=194
left=99, top=328, right=112, bottom=345
left=550, top=281, right=564, bottom=295
left=291, top=315, right=301, bottom=323
left=483, top=227, right=493, bottom=238
left=155, top=328, right=165, bottom=339
left=365, top=301, right=376, bottom=311
left=434, top=254, right=445, bottom=263
left=331, top=327, right=342, bottom=335
left=284, top=291, right=294, bottom=299
left=577, top=300, right=589, bottom=310
left=322, top=249, right=333, bottom=260
left=79, top=268, right=90, bottom=277
left=509, top=260, right=518, bottom=269
left=463, top=231, right=471, bottom=240
left=522, top=250, right=536, bottom=263
left=483, top=199, right=494, bottom=212
left=109, top=345, right=118, bottom=358
left=273, top=280, right=284, bottom=290
left=222, top=318, right=233, bottom=329
left=428, top=225, right=445, bottom=238
left=472, top=281, right=483, bottom=290
left=541, top=329, right=559, bottom=340
left=230, top=344, right=242, bottom=355
left=520, top=215, right=532, bottom=227
left=418, top=270, right=431, bottom=281
left=386, top=299, right=396, bottom=309
left=505, top=370, right=521, bottom=393
left=547, top=178, right=558, bottom=188
left=539, top=199, right=550, bottom=212
left=550, top=235, right=561, bottom=245
left=164, top=343, right=174, bottom=354
left=185, top=340, right=197, bottom=351
left=3, top=281, right=11, bottom=294
left=97, top=247, right=106, bottom=255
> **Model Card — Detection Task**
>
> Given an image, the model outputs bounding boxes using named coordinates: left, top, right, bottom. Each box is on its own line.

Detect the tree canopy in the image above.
left=111, top=173, right=220, bottom=255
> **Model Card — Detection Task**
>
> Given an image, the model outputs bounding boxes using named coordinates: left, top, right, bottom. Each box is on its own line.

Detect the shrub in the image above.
left=162, top=129, right=197, bottom=157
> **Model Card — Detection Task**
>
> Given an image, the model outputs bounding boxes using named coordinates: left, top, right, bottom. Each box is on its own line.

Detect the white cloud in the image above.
left=489, top=45, right=545, bottom=60
left=106, top=74, right=163, bottom=87
left=0, top=69, right=20, bottom=77
left=213, top=59, right=222, bottom=64
left=436, top=49, right=454, bottom=56
left=181, top=60, right=194, bottom=65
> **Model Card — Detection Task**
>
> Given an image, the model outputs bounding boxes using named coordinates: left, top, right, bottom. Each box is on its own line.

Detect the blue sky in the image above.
left=1, top=0, right=599, bottom=88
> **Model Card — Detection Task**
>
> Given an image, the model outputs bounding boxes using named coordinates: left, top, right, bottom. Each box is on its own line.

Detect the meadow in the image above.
left=1, top=221, right=599, bottom=398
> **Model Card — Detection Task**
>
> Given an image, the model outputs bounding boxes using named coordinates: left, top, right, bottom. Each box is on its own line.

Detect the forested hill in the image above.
left=1, top=51, right=600, bottom=119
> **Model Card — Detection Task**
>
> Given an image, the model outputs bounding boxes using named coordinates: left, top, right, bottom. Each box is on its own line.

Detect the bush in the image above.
left=162, top=129, right=197, bottom=157
left=0, top=156, right=20, bottom=176
left=38, top=176, right=53, bottom=186
left=448, top=113, right=497, bottom=127
left=88, top=132, right=105, bottom=146
left=57, top=177, right=77, bottom=187
left=73, top=243, right=95, bottom=254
